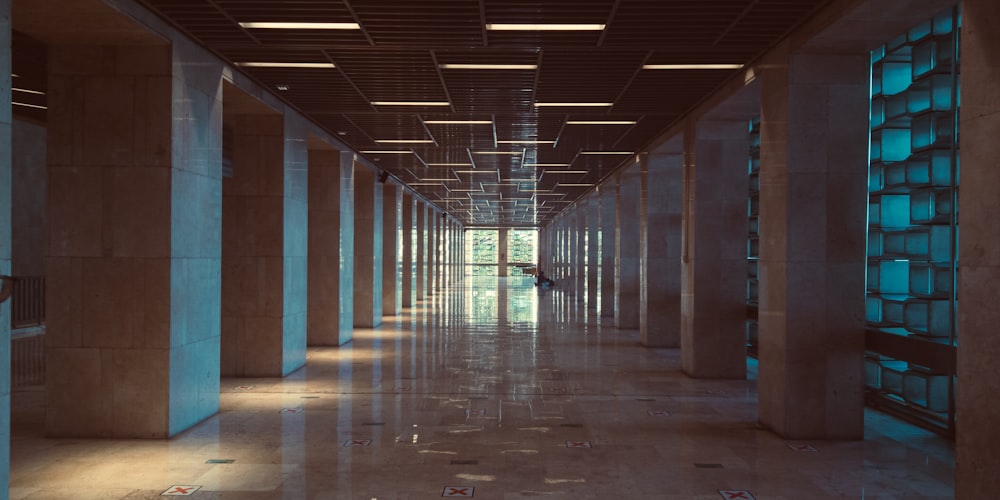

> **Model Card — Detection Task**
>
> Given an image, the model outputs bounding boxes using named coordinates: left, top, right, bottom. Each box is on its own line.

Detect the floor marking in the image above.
left=647, top=409, right=670, bottom=416
left=344, top=439, right=373, bottom=447
left=787, top=443, right=817, bottom=452
left=465, top=408, right=486, bottom=417
left=442, top=486, right=475, bottom=497
left=205, top=458, right=235, bottom=464
left=234, top=385, right=255, bottom=391
left=718, top=490, right=755, bottom=499
left=161, top=485, right=201, bottom=496
left=279, top=407, right=303, bottom=414
left=566, top=440, right=592, bottom=448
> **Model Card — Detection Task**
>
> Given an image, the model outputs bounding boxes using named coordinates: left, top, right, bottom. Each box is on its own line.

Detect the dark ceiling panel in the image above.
left=136, top=0, right=832, bottom=226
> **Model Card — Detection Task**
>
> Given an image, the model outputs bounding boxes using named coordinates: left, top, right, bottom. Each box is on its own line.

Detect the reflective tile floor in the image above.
left=10, top=277, right=955, bottom=499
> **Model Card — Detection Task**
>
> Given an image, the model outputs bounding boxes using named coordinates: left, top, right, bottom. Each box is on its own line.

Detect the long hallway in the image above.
left=11, top=277, right=954, bottom=499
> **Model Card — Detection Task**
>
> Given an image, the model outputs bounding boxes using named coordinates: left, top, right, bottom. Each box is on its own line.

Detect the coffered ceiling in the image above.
left=124, top=1, right=828, bottom=225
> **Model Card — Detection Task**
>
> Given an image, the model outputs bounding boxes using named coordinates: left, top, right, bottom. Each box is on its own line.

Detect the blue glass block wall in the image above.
left=866, top=8, right=959, bottom=431
left=747, top=116, right=761, bottom=358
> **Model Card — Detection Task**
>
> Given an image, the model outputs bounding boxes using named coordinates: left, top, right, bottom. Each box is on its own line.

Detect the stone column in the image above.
left=957, top=0, right=1000, bottom=496
left=498, top=228, right=509, bottom=277
left=757, top=50, right=868, bottom=439
left=46, top=41, right=222, bottom=437
left=400, top=192, right=414, bottom=308
left=616, top=166, right=641, bottom=329
left=426, top=209, right=437, bottom=293
left=382, top=182, right=401, bottom=315
left=415, top=202, right=426, bottom=301
left=220, top=108, right=307, bottom=377
left=641, top=148, right=683, bottom=347
left=576, top=201, right=587, bottom=302
left=600, top=185, right=616, bottom=317
left=338, top=152, right=355, bottom=341
left=680, top=119, right=748, bottom=378
left=308, top=148, right=347, bottom=345
left=587, top=195, right=600, bottom=309
left=353, top=166, right=383, bottom=327
left=0, top=0, right=10, bottom=485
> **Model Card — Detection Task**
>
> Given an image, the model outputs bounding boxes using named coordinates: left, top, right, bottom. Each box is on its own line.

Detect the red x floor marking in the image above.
left=566, top=441, right=592, bottom=448
left=718, top=490, right=755, bottom=500
left=788, top=444, right=817, bottom=452
left=442, top=486, right=474, bottom=497
left=161, top=485, right=201, bottom=496
left=647, top=409, right=670, bottom=416
left=344, top=439, right=372, bottom=447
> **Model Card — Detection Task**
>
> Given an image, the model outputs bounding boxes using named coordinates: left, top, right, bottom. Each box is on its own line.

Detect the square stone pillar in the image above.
left=757, top=50, right=868, bottom=440
left=338, top=152, right=355, bottom=341
left=353, top=166, right=383, bottom=327
left=641, top=148, right=683, bottom=347
left=415, top=202, right=427, bottom=300
left=498, top=228, right=509, bottom=277
left=382, top=182, right=401, bottom=315
left=0, top=0, right=10, bottom=485
left=401, top=193, right=414, bottom=307
left=576, top=202, right=587, bottom=302
left=587, top=195, right=600, bottom=309
left=958, top=0, right=1000, bottom=496
left=427, top=209, right=437, bottom=291
left=221, top=109, right=306, bottom=377
left=616, top=166, right=641, bottom=329
left=600, top=185, right=616, bottom=317
left=680, top=120, right=748, bottom=378
left=46, top=41, right=222, bottom=437
left=308, top=148, right=347, bottom=345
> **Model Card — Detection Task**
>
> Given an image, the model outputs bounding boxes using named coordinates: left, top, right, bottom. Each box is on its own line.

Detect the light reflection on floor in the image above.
left=10, top=277, right=955, bottom=499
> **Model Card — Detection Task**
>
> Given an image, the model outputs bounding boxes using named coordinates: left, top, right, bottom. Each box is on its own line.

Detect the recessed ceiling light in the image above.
left=361, top=150, right=413, bottom=154
left=372, top=101, right=450, bottom=106
left=375, top=139, right=433, bottom=144
left=236, top=62, right=335, bottom=68
left=534, top=102, right=613, bottom=107
left=276, top=84, right=291, bottom=91
left=580, top=151, right=634, bottom=155
left=565, top=120, right=636, bottom=125
left=439, top=63, right=538, bottom=70
left=238, top=22, right=361, bottom=30
left=498, top=140, right=554, bottom=144
left=642, top=64, right=743, bottom=70
left=423, top=120, right=493, bottom=125
left=472, top=151, right=523, bottom=155
left=486, top=23, right=606, bottom=31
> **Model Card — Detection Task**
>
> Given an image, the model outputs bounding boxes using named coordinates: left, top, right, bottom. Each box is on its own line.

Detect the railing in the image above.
left=11, top=276, right=45, bottom=329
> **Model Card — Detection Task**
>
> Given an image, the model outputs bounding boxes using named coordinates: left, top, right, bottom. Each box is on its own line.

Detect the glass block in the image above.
left=747, top=238, right=759, bottom=258
left=883, top=232, right=906, bottom=256
left=871, top=97, right=886, bottom=128
left=911, top=112, right=955, bottom=150
left=902, top=370, right=948, bottom=411
left=749, top=172, right=760, bottom=191
left=884, top=162, right=907, bottom=189
left=747, top=280, right=758, bottom=301
left=887, top=33, right=909, bottom=52
left=879, top=257, right=910, bottom=292
left=748, top=156, right=760, bottom=174
left=909, top=262, right=952, bottom=297
left=879, top=194, right=911, bottom=228
left=865, top=295, right=882, bottom=321
left=871, top=62, right=883, bottom=96
left=902, top=227, right=953, bottom=260
left=906, top=149, right=953, bottom=186
left=748, top=216, right=759, bottom=235
left=864, top=357, right=882, bottom=387
left=869, top=201, right=880, bottom=225
left=880, top=128, right=912, bottom=162
left=908, top=19, right=933, bottom=43
left=912, top=38, right=938, bottom=77
left=747, top=260, right=759, bottom=279
left=903, top=299, right=952, bottom=336
left=910, top=188, right=953, bottom=223
left=882, top=296, right=907, bottom=325
left=748, top=194, right=759, bottom=216
left=881, top=61, right=913, bottom=96
left=872, top=45, right=886, bottom=64
left=867, top=263, right=880, bottom=291
left=933, top=11, right=955, bottom=35
left=881, top=363, right=906, bottom=396
left=869, top=164, right=884, bottom=192
left=884, top=93, right=908, bottom=121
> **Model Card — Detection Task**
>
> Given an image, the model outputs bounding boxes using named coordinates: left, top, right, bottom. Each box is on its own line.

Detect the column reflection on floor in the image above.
left=10, top=275, right=954, bottom=499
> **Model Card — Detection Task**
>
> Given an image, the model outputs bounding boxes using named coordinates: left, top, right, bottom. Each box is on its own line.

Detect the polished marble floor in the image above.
left=10, top=276, right=955, bottom=499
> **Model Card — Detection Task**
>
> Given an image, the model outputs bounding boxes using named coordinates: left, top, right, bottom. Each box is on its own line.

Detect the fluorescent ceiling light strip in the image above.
left=426, top=163, right=473, bottom=167
left=439, top=64, right=537, bottom=70
left=565, top=120, right=636, bottom=125
left=524, top=163, right=570, bottom=167
left=558, top=183, right=594, bottom=187
left=580, top=151, right=634, bottom=155
left=239, top=22, right=360, bottom=30
left=642, top=64, right=743, bottom=70
left=497, top=140, right=554, bottom=144
left=544, top=170, right=588, bottom=174
left=423, top=120, right=492, bottom=125
left=486, top=23, right=605, bottom=31
left=236, top=62, right=334, bottom=68
left=375, top=139, right=433, bottom=144
left=534, top=102, right=612, bottom=107
left=371, top=101, right=450, bottom=106
left=420, top=178, right=459, bottom=182
left=472, top=151, right=522, bottom=155
left=13, top=88, right=46, bottom=95
left=409, top=182, right=444, bottom=186
left=13, top=102, right=47, bottom=110
left=455, top=170, right=498, bottom=174
left=362, top=150, right=412, bottom=154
